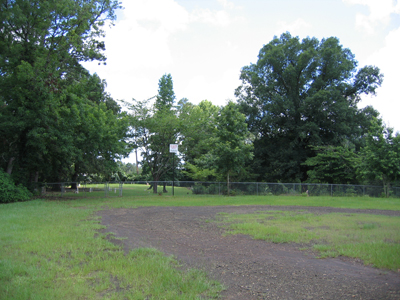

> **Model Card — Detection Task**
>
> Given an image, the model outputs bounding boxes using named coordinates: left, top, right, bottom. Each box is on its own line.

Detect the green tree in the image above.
left=303, top=145, right=360, bottom=184
left=359, top=119, right=400, bottom=197
left=236, top=32, right=383, bottom=182
left=178, top=100, right=219, bottom=180
left=0, top=0, right=123, bottom=187
left=155, top=74, right=175, bottom=111
left=130, top=75, right=179, bottom=193
left=213, top=102, right=253, bottom=194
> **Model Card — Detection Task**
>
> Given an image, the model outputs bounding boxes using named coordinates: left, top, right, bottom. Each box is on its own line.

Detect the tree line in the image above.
left=1, top=1, right=399, bottom=201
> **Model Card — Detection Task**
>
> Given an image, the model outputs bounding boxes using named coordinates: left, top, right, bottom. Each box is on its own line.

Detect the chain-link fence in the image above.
left=124, top=181, right=400, bottom=198
left=35, top=181, right=400, bottom=198
left=37, top=182, right=123, bottom=198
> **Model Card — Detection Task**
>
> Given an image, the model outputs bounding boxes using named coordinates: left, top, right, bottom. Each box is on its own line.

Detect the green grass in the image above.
left=0, top=200, right=223, bottom=300
left=2, top=187, right=400, bottom=299
left=62, top=183, right=400, bottom=211
left=215, top=210, right=400, bottom=270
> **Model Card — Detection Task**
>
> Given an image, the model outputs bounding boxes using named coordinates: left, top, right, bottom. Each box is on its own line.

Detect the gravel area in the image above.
left=98, top=205, right=400, bottom=299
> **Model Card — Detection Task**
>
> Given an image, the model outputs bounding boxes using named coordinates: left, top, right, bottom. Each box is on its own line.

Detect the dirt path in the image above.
left=98, top=205, right=400, bottom=299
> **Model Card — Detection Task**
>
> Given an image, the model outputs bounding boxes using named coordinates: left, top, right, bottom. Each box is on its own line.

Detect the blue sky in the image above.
left=84, top=0, right=400, bottom=132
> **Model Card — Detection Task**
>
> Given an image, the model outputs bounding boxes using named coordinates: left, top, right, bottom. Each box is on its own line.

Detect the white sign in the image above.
left=169, top=144, right=178, bottom=153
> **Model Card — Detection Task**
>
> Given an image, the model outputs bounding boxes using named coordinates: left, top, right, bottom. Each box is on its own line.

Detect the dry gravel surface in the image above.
left=98, top=205, right=400, bottom=300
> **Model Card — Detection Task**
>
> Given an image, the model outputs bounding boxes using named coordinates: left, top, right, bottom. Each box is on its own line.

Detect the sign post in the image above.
left=169, top=144, right=178, bottom=196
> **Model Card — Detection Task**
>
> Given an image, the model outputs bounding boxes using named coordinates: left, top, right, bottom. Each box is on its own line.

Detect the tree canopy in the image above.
left=359, top=119, right=400, bottom=197
left=0, top=0, right=128, bottom=186
left=129, top=74, right=179, bottom=193
left=213, top=101, right=253, bottom=193
left=2, top=12, right=396, bottom=199
left=236, top=32, right=383, bottom=182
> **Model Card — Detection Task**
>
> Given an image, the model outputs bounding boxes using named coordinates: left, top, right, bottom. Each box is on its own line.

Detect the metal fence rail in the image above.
left=122, top=181, right=400, bottom=198
left=37, top=182, right=123, bottom=198
left=36, top=181, right=400, bottom=198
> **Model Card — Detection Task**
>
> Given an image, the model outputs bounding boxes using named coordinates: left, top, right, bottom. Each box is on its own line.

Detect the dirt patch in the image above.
left=98, top=205, right=400, bottom=299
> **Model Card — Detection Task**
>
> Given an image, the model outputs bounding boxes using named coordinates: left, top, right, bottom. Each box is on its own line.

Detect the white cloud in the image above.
left=343, top=0, right=399, bottom=34
left=217, top=0, right=241, bottom=10
left=359, top=27, right=400, bottom=131
left=122, top=0, right=189, bottom=33
left=82, top=0, right=240, bottom=103
left=179, top=67, right=240, bottom=106
left=275, top=18, right=312, bottom=37
left=191, top=8, right=231, bottom=27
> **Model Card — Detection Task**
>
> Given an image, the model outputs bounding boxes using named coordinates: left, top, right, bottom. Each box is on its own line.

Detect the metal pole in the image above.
left=173, top=153, right=175, bottom=196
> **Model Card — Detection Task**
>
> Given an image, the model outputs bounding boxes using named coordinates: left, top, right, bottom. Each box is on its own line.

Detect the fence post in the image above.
left=257, top=182, right=258, bottom=196
left=331, top=184, right=333, bottom=197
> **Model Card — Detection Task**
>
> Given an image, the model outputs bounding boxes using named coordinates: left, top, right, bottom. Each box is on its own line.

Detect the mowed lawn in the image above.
left=1, top=184, right=400, bottom=299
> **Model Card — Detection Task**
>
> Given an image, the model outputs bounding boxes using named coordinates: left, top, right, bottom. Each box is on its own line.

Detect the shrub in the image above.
left=208, top=184, right=219, bottom=194
left=0, top=169, right=32, bottom=203
left=192, top=184, right=206, bottom=195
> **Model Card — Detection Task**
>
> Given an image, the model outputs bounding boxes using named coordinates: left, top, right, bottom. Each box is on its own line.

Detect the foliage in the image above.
left=213, top=102, right=254, bottom=193
left=236, top=32, right=383, bottom=182
left=0, top=0, right=129, bottom=187
left=155, top=73, right=175, bottom=111
left=130, top=74, right=179, bottom=193
left=179, top=101, right=253, bottom=186
left=178, top=100, right=219, bottom=180
left=183, top=160, right=217, bottom=181
left=359, top=119, right=400, bottom=197
left=303, top=145, right=360, bottom=184
left=0, top=169, right=31, bottom=203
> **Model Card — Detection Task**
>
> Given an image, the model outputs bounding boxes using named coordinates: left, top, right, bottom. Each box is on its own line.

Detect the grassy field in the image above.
left=1, top=184, right=400, bottom=299
left=0, top=199, right=222, bottom=300
left=64, top=183, right=400, bottom=211
left=215, top=210, right=400, bottom=270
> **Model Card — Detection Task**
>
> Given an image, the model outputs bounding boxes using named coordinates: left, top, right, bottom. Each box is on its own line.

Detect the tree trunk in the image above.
left=71, top=164, right=79, bottom=190
left=383, top=177, right=390, bottom=198
left=153, top=182, right=158, bottom=194
left=163, top=182, right=168, bottom=193
left=71, top=172, right=78, bottom=190
left=135, top=148, right=139, bottom=174
left=6, top=157, right=15, bottom=175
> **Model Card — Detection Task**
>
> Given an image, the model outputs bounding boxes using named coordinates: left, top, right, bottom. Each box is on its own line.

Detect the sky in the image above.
left=83, top=0, right=400, bottom=134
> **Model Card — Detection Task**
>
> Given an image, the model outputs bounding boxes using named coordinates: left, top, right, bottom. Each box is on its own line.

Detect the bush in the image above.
left=208, top=184, right=219, bottom=194
left=192, top=184, right=206, bottom=195
left=0, top=169, right=32, bottom=203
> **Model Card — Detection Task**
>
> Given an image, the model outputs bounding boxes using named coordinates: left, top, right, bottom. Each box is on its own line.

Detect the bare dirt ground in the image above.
left=98, top=205, right=400, bottom=299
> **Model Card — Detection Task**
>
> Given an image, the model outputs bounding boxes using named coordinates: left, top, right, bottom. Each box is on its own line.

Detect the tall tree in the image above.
left=213, top=102, right=253, bottom=194
left=0, top=0, right=123, bottom=186
left=236, top=32, right=383, bottom=182
left=178, top=99, right=219, bottom=180
left=359, top=119, right=400, bottom=197
left=155, top=74, right=175, bottom=111
left=68, top=74, right=130, bottom=187
left=131, top=74, right=179, bottom=193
